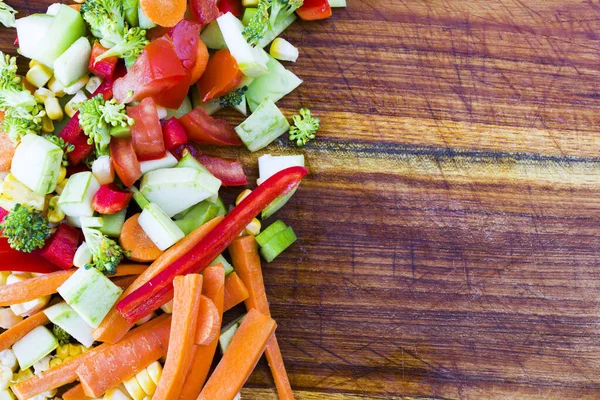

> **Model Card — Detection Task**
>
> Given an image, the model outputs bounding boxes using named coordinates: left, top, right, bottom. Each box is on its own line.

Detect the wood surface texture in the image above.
left=3, top=0, right=600, bottom=399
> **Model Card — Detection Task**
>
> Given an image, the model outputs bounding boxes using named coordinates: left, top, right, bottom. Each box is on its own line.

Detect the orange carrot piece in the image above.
left=140, top=0, right=186, bottom=27
left=113, top=263, right=149, bottom=276
left=194, top=295, right=220, bottom=346
left=93, top=216, right=223, bottom=343
left=179, top=265, right=225, bottom=400
left=77, top=315, right=172, bottom=397
left=223, top=271, right=250, bottom=311
left=0, top=311, right=48, bottom=351
left=189, top=40, right=209, bottom=85
left=119, top=214, right=164, bottom=263
left=0, top=270, right=73, bottom=307
left=197, top=309, right=276, bottom=400
left=62, top=384, right=93, bottom=400
left=153, top=274, right=203, bottom=400
left=230, top=236, right=295, bottom=400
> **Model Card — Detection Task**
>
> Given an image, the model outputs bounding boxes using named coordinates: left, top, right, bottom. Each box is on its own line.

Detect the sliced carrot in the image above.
left=62, top=384, right=93, bottom=400
left=230, top=235, right=295, bottom=400
left=0, top=311, right=48, bottom=351
left=179, top=265, right=225, bottom=400
left=0, top=270, right=73, bottom=307
left=0, top=130, right=15, bottom=172
left=13, top=314, right=170, bottom=400
left=120, top=214, right=164, bottom=263
left=223, top=271, right=250, bottom=311
left=77, top=315, right=172, bottom=397
left=140, top=0, right=186, bottom=27
left=93, top=216, right=223, bottom=344
left=111, top=275, right=138, bottom=290
left=194, top=295, right=220, bottom=346
left=113, top=263, right=149, bottom=276
left=153, top=275, right=203, bottom=400
left=197, top=309, right=276, bottom=400
left=189, top=40, right=209, bottom=85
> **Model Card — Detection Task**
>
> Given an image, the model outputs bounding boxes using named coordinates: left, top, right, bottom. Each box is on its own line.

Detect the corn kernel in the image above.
left=48, top=358, right=62, bottom=368
left=34, top=87, right=53, bottom=103
left=62, top=356, right=72, bottom=363
left=41, top=116, right=54, bottom=133
left=244, top=217, right=261, bottom=236
left=123, top=375, right=145, bottom=400
left=160, top=300, right=173, bottom=314
left=269, top=38, right=299, bottom=62
left=55, top=178, right=68, bottom=195
left=68, top=343, right=82, bottom=357
left=85, top=76, right=103, bottom=94
left=47, top=77, right=65, bottom=97
left=242, top=0, right=258, bottom=6
left=135, top=368, right=156, bottom=396
left=44, top=96, right=63, bottom=120
left=145, top=361, right=162, bottom=386
left=104, top=386, right=131, bottom=400
left=26, top=64, right=53, bottom=88
left=64, top=90, right=87, bottom=118
left=28, top=60, right=40, bottom=69
left=64, top=75, right=89, bottom=95
left=81, top=345, right=91, bottom=353
left=135, top=312, right=155, bottom=326
left=236, top=189, right=252, bottom=205
left=47, top=196, right=65, bottom=224
left=57, top=167, right=67, bottom=184
left=56, top=345, right=69, bottom=359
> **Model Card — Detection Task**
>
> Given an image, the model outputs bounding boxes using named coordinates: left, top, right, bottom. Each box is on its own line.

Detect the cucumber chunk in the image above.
left=58, top=171, right=101, bottom=217
left=11, top=134, right=63, bottom=195
left=219, top=314, right=245, bottom=353
left=53, top=37, right=92, bottom=86
left=234, top=99, right=290, bottom=152
left=257, top=13, right=297, bottom=48
left=44, top=302, right=95, bottom=347
left=174, top=200, right=221, bottom=235
left=15, top=14, right=54, bottom=61
left=200, top=20, right=227, bottom=50
left=139, top=152, right=178, bottom=175
left=257, top=154, right=305, bottom=185
left=262, top=186, right=297, bottom=220
left=12, top=326, right=58, bottom=370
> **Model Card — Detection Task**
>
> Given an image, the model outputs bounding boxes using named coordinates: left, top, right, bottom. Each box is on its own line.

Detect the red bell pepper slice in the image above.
left=58, top=112, right=94, bottom=166
left=162, top=118, right=188, bottom=150
left=178, top=107, right=242, bottom=146
left=92, top=183, right=133, bottom=214
left=40, top=224, right=82, bottom=270
left=217, top=0, right=243, bottom=17
left=190, top=0, right=220, bottom=26
left=296, top=0, right=332, bottom=20
left=116, top=166, right=308, bottom=322
left=127, top=97, right=166, bottom=161
left=92, top=63, right=126, bottom=101
left=110, top=137, right=142, bottom=188
left=0, top=238, right=61, bottom=273
left=89, top=42, right=118, bottom=80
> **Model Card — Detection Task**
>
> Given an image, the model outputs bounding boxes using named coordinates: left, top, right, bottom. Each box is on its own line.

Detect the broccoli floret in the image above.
left=83, top=227, right=128, bottom=275
left=78, top=94, right=134, bottom=156
left=1, top=203, right=51, bottom=253
left=43, top=135, right=74, bottom=167
left=218, top=86, right=248, bottom=108
left=269, top=0, right=303, bottom=28
left=0, top=1, right=17, bottom=28
left=289, top=108, right=319, bottom=146
left=242, top=0, right=270, bottom=46
left=53, top=325, right=72, bottom=345
left=2, top=114, right=41, bottom=144
left=81, top=0, right=148, bottom=67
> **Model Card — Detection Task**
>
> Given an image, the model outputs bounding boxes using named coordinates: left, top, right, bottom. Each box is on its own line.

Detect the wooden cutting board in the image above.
left=4, top=1, right=600, bottom=399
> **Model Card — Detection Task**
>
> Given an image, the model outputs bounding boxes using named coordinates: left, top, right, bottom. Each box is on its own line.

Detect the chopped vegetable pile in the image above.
left=0, top=0, right=345, bottom=398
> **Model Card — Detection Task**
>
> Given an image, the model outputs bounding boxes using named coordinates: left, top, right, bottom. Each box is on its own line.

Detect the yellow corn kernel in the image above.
left=135, top=369, right=156, bottom=396
left=41, top=116, right=54, bottom=133
left=160, top=300, right=173, bottom=314
left=11, top=368, right=33, bottom=384
left=34, top=87, right=53, bottom=103
left=56, top=345, right=69, bottom=359
left=48, top=358, right=62, bottom=368
left=62, top=356, right=72, bottom=363
left=68, top=343, right=82, bottom=357
left=44, top=96, right=63, bottom=120
left=47, top=77, right=66, bottom=98
left=145, top=361, right=162, bottom=386
left=47, top=196, right=65, bottom=224
left=135, top=312, right=155, bottom=326
left=55, top=178, right=68, bottom=195
left=26, top=64, right=53, bottom=88
left=104, top=386, right=132, bottom=400
left=244, top=217, right=261, bottom=236
left=236, top=189, right=252, bottom=205
left=81, top=345, right=91, bottom=353
left=28, top=60, right=40, bottom=69
left=57, top=167, right=67, bottom=185
left=123, top=375, right=145, bottom=400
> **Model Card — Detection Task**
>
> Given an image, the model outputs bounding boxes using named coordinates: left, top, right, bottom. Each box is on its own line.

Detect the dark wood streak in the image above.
left=3, top=0, right=600, bottom=399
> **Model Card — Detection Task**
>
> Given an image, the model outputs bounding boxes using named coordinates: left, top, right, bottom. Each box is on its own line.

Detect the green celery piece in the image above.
left=174, top=219, right=198, bottom=236
left=242, top=8, right=258, bottom=26
left=328, top=0, right=347, bottom=6
left=99, top=209, right=127, bottom=238
left=210, top=254, right=234, bottom=275
left=257, top=13, right=297, bottom=48
left=174, top=201, right=221, bottom=235
left=212, top=196, right=227, bottom=216
left=256, top=220, right=287, bottom=247
left=262, top=186, right=298, bottom=220
left=259, top=226, right=297, bottom=262
left=234, top=99, right=290, bottom=152
left=176, top=153, right=211, bottom=173
left=245, top=54, right=302, bottom=112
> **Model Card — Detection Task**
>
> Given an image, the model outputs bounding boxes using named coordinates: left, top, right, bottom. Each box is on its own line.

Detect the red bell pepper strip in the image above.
left=89, top=42, right=118, bottom=80
left=190, top=0, right=220, bottom=26
left=217, top=0, right=243, bottom=17
left=92, top=184, right=133, bottom=214
left=58, top=113, right=94, bottom=166
left=171, top=144, right=247, bottom=186
left=296, top=0, right=332, bottom=20
left=162, top=118, right=188, bottom=150
left=179, top=107, right=242, bottom=146
left=0, top=238, right=61, bottom=273
left=40, top=224, right=82, bottom=270
left=116, top=166, right=308, bottom=322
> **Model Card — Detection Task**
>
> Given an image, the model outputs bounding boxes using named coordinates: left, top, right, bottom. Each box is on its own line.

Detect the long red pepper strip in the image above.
left=116, top=166, right=308, bottom=322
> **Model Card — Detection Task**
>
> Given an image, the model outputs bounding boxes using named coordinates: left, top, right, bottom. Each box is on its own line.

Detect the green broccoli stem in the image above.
left=130, top=186, right=150, bottom=210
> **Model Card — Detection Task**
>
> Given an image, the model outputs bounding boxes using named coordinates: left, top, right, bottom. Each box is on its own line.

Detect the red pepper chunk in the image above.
left=40, top=224, right=82, bottom=270
left=89, top=42, right=118, bottom=80
left=296, top=0, right=332, bottom=20
left=0, top=238, right=61, bottom=273
left=217, top=0, right=243, bottom=17
left=92, top=184, right=133, bottom=214
left=162, top=118, right=188, bottom=150
left=116, top=166, right=309, bottom=322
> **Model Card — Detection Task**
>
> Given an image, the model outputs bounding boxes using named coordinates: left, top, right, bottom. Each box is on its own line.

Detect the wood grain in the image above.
left=4, top=0, right=600, bottom=399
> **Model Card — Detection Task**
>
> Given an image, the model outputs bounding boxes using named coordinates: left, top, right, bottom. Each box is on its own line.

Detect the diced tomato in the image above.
left=162, top=118, right=188, bottom=150
left=178, top=107, right=242, bottom=146
left=153, top=76, right=191, bottom=110
left=197, top=153, right=247, bottom=186
left=40, top=224, right=82, bottom=270
left=296, top=0, right=332, bottom=20
left=58, top=112, right=94, bottom=166
left=0, top=114, right=14, bottom=171
left=127, top=97, right=166, bottom=161
left=217, top=0, right=243, bottom=17
left=196, top=49, right=242, bottom=103
left=168, top=20, right=202, bottom=72
left=190, top=0, right=220, bottom=26
left=89, top=42, right=118, bottom=80
left=113, top=37, right=187, bottom=104
left=110, top=137, right=142, bottom=188
left=92, top=184, right=133, bottom=214
left=0, top=238, right=60, bottom=273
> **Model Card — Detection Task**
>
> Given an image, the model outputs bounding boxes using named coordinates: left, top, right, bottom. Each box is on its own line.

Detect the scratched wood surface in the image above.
left=4, top=0, right=600, bottom=399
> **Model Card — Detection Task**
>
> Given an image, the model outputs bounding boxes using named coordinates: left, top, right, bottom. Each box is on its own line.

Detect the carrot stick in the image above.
left=77, top=315, right=172, bottom=397
left=0, top=311, right=48, bottom=351
left=13, top=315, right=170, bottom=400
left=223, top=271, right=250, bottom=312
left=119, top=214, right=164, bottom=263
left=197, top=309, right=276, bottom=400
left=113, top=263, right=149, bottom=276
left=140, top=0, right=186, bottom=27
left=230, top=236, right=295, bottom=400
left=179, top=265, right=225, bottom=400
left=153, top=275, right=203, bottom=400
left=0, top=270, right=73, bottom=307
left=62, top=384, right=93, bottom=400
left=93, top=216, right=223, bottom=344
